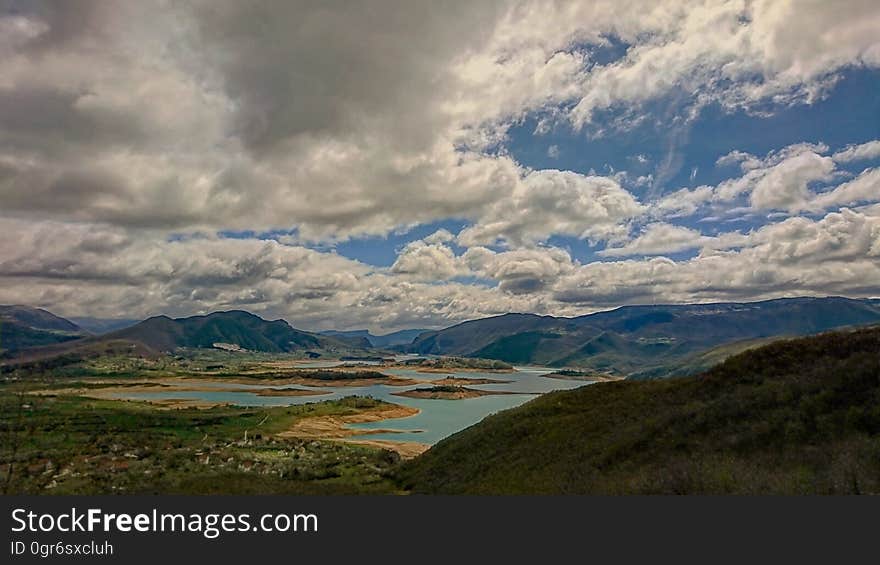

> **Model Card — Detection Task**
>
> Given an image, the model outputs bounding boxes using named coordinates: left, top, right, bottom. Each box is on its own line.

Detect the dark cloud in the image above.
left=191, top=0, right=502, bottom=154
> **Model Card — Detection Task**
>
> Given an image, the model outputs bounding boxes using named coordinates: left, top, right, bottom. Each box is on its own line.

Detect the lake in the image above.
left=104, top=363, right=591, bottom=445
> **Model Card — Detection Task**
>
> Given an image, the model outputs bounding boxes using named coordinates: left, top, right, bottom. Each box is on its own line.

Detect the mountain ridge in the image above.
left=107, top=310, right=350, bottom=353
left=0, top=305, right=86, bottom=354
left=406, top=296, right=880, bottom=376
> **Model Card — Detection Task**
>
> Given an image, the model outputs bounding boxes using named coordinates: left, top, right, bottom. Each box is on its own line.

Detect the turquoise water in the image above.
left=107, top=364, right=590, bottom=445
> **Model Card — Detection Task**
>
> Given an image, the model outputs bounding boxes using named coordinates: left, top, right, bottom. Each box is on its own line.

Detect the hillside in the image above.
left=408, top=313, right=561, bottom=355
left=322, top=328, right=435, bottom=348
left=108, top=310, right=350, bottom=353
left=406, top=297, right=880, bottom=375
left=398, top=325, right=880, bottom=494
left=0, top=305, right=85, bottom=354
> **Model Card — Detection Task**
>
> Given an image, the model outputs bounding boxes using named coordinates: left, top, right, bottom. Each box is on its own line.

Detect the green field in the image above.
left=0, top=391, right=401, bottom=495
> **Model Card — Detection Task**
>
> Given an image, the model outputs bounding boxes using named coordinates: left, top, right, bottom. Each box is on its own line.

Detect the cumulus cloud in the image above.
left=833, top=140, right=880, bottom=163
left=599, top=223, right=747, bottom=257
left=0, top=217, right=544, bottom=332
left=3, top=2, right=880, bottom=329
left=391, top=239, right=466, bottom=281
left=463, top=246, right=576, bottom=294
left=748, top=150, right=836, bottom=212
left=457, top=170, right=644, bottom=247
left=655, top=142, right=879, bottom=219
left=554, top=208, right=880, bottom=306
left=808, top=168, right=880, bottom=212
left=566, top=1, right=880, bottom=129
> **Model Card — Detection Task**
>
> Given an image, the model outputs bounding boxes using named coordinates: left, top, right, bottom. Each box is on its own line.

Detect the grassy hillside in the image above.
left=398, top=326, right=880, bottom=494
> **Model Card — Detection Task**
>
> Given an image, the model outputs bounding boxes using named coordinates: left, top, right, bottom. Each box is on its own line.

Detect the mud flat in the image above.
left=543, top=371, right=624, bottom=382
left=202, top=372, right=423, bottom=387
left=30, top=380, right=329, bottom=409
left=277, top=403, right=428, bottom=458
left=430, top=376, right=513, bottom=386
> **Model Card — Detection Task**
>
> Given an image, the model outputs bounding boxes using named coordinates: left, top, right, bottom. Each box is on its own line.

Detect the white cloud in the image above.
left=554, top=207, right=880, bottom=306
left=652, top=186, right=715, bottom=218
left=654, top=142, right=875, bottom=218
left=3, top=2, right=880, bottom=330
left=599, top=223, right=747, bottom=257
left=749, top=150, right=836, bottom=212
left=390, top=239, right=466, bottom=281
left=463, top=246, right=576, bottom=294
left=809, top=168, right=880, bottom=211
left=457, top=170, right=644, bottom=247
left=567, top=1, right=880, bottom=129
left=833, top=140, right=880, bottom=163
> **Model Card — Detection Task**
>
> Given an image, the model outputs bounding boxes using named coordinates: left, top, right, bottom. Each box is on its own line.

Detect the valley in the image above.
left=3, top=296, right=880, bottom=495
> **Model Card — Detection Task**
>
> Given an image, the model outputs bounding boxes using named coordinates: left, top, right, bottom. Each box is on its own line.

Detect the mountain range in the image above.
left=405, top=296, right=880, bottom=376
left=0, top=308, right=362, bottom=361
left=4, top=296, right=880, bottom=377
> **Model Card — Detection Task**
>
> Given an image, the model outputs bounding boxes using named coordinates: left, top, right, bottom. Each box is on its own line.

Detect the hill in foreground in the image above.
left=398, top=326, right=880, bottom=494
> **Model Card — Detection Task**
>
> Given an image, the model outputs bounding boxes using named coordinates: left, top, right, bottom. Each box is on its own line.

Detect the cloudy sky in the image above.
left=1, top=0, right=879, bottom=332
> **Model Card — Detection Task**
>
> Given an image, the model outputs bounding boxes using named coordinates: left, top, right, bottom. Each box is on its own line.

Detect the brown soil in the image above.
left=277, top=403, right=428, bottom=458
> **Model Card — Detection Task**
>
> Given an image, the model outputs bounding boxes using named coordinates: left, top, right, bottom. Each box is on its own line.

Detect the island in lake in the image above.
left=393, top=385, right=520, bottom=400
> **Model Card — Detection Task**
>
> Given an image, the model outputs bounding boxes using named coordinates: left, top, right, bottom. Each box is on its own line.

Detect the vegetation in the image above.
left=549, top=369, right=599, bottom=377
left=0, top=392, right=402, bottom=495
left=397, top=326, right=880, bottom=494
left=411, top=357, right=514, bottom=371
left=277, top=369, right=389, bottom=381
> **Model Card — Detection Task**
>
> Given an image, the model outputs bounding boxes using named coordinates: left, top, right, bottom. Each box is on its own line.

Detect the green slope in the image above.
left=398, top=326, right=880, bottom=494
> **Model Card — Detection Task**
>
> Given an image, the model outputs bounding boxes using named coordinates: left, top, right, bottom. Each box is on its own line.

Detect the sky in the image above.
left=1, top=0, right=879, bottom=333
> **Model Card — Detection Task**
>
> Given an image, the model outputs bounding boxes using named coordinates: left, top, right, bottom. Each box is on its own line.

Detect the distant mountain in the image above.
left=321, top=328, right=431, bottom=348
left=0, top=306, right=85, bottom=354
left=0, top=305, right=82, bottom=332
left=407, top=297, right=880, bottom=375
left=69, top=317, right=140, bottom=335
left=108, top=310, right=353, bottom=353
left=398, top=325, right=880, bottom=494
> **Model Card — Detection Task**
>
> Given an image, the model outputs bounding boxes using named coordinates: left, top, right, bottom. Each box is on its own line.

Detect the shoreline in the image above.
left=277, top=403, right=429, bottom=458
